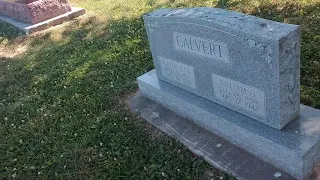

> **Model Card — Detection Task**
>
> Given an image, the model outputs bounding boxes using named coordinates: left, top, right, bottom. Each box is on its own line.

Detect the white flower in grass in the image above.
left=274, top=172, right=281, bottom=177
left=12, top=173, right=17, bottom=178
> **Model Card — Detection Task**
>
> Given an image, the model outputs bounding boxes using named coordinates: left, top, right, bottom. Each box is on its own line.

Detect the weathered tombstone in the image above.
left=0, top=0, right=85, bottom=33
left=135, top=7, right=320, bottom=180
left=143, top=8, right=300, bottom=129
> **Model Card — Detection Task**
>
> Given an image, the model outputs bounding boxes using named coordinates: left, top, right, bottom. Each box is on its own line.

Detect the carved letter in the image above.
left=184, top=38, right=190, bottom=49
left=209, top=43, right=216, bottom=56
left=202, top=41, right=210, bottom=54
left=176, top=35, right=183, bottom=47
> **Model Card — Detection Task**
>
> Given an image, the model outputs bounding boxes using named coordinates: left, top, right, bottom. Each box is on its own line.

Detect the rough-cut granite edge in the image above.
left=26, top=0, right=72, bottom=24
left=145, top=7, right=299, bottom=40
left=279, top=26, right=301, bottom=128
left=137, top=69, right=320, bottom=180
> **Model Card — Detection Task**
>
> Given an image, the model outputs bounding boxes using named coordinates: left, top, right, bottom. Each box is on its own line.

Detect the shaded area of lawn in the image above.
left=0, top=0, right=319, bottom=179
left=0, top=14, right=232, bottom=180
left=0, top=22, right=23, bottom=44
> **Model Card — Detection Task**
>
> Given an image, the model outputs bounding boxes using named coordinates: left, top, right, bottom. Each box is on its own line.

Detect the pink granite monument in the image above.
left=0, top=0, right=85, bottom=33
left=0, top=0, right=73, bottom=24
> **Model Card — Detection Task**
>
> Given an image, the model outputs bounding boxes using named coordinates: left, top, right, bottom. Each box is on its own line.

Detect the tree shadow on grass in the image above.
left=0, top=14, right=216, bottom=179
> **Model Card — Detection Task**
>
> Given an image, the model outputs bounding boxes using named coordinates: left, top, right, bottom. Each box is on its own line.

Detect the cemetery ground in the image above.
left=0, top=0, right=319, bottom=179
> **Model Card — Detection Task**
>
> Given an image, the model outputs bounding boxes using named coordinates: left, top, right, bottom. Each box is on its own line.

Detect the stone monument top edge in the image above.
left=144, top=7, right=300, bottom=40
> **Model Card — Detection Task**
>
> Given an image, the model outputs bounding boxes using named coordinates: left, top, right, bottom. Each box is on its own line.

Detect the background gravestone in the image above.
left=0, top=0, right=85, bottom=33
left=0, top=0, right=72, bottom=24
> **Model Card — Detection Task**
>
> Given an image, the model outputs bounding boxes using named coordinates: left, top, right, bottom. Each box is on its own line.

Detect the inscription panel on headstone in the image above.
left=173, top=32, right=229, bottom=63
left=212, top=74, right=266, bottom=117
left=159, top=56, right=196, bottom=88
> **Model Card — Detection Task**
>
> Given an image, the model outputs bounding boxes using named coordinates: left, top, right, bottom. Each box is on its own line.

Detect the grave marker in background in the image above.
left=0, top=0, right=85, bottom=33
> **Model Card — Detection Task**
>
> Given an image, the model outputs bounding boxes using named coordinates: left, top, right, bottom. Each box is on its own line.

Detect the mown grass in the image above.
left=0, top=0, right=319, bottom=179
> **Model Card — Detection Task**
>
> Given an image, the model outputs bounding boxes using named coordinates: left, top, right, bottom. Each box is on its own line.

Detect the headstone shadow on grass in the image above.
left=0, top=21, right=24, bottom=42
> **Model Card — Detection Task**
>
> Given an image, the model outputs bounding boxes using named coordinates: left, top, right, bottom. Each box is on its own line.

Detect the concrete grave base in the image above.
left=133, top=69, right=320, bottom=180
left=0, top=7, right=85, bottom=34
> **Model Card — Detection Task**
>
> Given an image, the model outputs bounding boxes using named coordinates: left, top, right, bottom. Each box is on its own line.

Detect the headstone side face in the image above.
left=279, top=28, right=301, bottom=127
left=143, top=8, right=300, bottom=129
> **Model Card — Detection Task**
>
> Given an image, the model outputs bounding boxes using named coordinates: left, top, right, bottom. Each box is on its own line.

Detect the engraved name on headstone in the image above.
left=173, top=32, right=229, bottom=63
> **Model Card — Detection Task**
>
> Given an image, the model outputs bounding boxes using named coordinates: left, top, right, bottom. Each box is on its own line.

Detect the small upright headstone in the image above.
left=143, top=8, right=300, bottom=129
left=136, top=7, right=320, bottom=180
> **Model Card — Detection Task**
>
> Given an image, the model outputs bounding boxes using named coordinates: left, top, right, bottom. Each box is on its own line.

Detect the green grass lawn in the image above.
left=0, top=0, right=319, bottom=179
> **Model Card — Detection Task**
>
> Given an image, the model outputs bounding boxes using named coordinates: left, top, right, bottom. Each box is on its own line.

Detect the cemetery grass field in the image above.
left=0, top=0, right=319, bottom=179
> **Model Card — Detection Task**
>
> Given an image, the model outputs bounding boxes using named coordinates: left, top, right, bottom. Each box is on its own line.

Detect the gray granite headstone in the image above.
left=143, top=7, right=300, bottom=129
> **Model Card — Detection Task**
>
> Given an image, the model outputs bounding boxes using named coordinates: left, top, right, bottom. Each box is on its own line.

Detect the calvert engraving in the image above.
left=212, top=74, right=266, bottom=117
left=173, top=32, right=229, bottom=63
left=159, top=56, right=196, bottom=88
